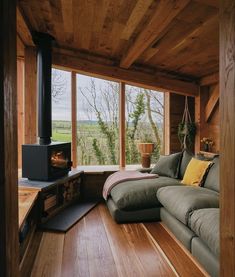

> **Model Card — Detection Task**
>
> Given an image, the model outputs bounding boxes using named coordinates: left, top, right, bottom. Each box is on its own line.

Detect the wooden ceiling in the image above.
left=17, top=0, right=219, bottom=93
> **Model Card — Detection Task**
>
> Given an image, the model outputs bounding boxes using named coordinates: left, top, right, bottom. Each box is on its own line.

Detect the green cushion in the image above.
left=157, top=186, right=219, bottom=225
left=179, top=150, right=193, bottom=179
left=204, top=157, right=220, bottom=192
left=151, top=152, right=182, bottom=178
left=110, top=177, right=181, bottom=211
left=106, top=198, right=161, bottom=223
left=189, top=208, right=219, bottom=257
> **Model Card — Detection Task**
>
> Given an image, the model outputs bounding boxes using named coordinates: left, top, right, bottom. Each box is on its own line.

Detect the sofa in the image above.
left=106, top=150, right=220, bottom=277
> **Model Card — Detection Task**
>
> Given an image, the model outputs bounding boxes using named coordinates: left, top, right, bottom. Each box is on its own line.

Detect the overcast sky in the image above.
left=52, top=69, right=164, bottom=123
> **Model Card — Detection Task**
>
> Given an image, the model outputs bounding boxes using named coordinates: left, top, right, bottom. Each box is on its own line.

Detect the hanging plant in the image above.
left=178, top=96, right=196, bottom=150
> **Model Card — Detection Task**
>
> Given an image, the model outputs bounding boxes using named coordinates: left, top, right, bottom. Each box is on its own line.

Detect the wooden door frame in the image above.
left=0, top=0, right=19, bottom=276
left=220, top=0, right=235, bottom=276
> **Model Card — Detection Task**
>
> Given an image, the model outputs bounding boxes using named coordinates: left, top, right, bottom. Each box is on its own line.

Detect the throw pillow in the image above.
left=151, top=152, right=182, bottom=178
left=182, top=158, right=213, bottom=186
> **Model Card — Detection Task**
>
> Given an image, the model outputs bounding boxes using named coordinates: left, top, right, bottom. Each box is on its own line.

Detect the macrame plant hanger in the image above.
left=181, top=96, right=192, bottom=150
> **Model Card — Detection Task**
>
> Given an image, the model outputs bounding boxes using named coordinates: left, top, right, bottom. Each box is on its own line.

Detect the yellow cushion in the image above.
left=181, top=158, right=212, bottom=186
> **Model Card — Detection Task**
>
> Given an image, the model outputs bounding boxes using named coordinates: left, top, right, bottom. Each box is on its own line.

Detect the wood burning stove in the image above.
left=22, top=32, right=72, bottom=181
left=22, top=143, right=72, bottom=181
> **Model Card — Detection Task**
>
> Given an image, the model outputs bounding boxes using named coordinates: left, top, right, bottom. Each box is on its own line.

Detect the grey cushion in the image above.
left=204, top=157, right=220, bottom=192
left=179, top=150, right=193, bottom=179
left=151, top=152, right=182, bottom=178
left=160, top=208, right=196, bottom=251
left=189, top=208, right=219, bottom=257
left=110, top=177, right=182, bottom=211
left=157, top=186, right=219, bottom=225
left=106, top=198, right=161, bottom=223
left=192, top=237, right=219, bottom=277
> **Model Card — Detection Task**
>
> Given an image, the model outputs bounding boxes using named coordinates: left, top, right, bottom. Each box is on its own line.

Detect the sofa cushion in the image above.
left=204, top=157, right=220, bottom=192
left=179, top=150, right=193, bottom=179
left=151, top=152, right=182, bottom=178
left=157, top=186, right=219, bottom=225
left=110, top=177, right=182, bottom=211
left=189, top=208, right=219, bottom=257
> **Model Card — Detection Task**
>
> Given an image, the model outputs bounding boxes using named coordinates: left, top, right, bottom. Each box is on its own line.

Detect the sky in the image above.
left=52, top=68, right=164, bottom=123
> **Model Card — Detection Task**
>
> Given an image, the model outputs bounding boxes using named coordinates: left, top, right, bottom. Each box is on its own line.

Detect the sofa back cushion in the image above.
left=179, top=150, right=193, bottom=179
left=151, top=152, right=182, bottom=178
left=204, top=157, right=220, bottom=192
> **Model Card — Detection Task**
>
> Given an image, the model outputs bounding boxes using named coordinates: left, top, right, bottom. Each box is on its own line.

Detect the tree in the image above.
left=51, top=68, right=67, bottom=102
left=77, top=77, right=164, bottom=165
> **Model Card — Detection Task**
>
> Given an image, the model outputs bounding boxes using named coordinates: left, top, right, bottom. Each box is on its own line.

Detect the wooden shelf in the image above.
left=18, top=187, right=39, bottom=229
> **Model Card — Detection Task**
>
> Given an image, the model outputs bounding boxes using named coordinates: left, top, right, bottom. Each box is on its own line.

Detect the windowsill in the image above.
left=75, top=164, right=153, bottom=174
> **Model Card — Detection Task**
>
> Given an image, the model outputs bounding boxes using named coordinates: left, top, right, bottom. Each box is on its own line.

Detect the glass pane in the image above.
left=125, top=85, right=164, bottom=165
left=52, top=68, right=72, bottom=143
left=76, top=75, right=119, bottom=165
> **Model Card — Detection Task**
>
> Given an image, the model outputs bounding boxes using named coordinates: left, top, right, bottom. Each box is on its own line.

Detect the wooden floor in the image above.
left=28, top=204, right=208, bottom=277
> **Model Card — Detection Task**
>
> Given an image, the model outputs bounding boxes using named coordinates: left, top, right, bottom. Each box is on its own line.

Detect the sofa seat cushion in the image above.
left=189, top=208, right=219, bottom=257
left=110, top=177, right=182, bottom=211
left=157, top=186, right=219, bottom=225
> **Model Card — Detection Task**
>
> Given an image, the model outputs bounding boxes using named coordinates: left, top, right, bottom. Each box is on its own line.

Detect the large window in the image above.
left=51, top=68, right=165, bottom=167
left=52, top=69, right=71, bottom=143
left=76, top=75, right=119, bottom=165
left=125, top=85, right=164, bottom=165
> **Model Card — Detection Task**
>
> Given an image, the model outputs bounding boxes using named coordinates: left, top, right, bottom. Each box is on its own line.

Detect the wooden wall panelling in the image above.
left=71, top=71, right=77, bottom=168
left=24, top=46, right=37, bottom=144
left=205, top=84, right=219, bottom=122
left=195, top=86, right=208, bottom=153
left=220, top=0, right=235, bottom=276
left=119, top=82, right=125, bottom=168
left=168, top=93, right=195, bottom=154
left=81, top=172, right=116, bottom=200
left=17, top=59, right=24, bottom=168
left=0, top=0, right=19, bottom=275
left=195, top=85, right=220, bottom=153
left=164, top=92, right=170, bottom=155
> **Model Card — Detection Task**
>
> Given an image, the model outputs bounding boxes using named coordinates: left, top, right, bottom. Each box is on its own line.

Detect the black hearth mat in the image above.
left=40, top=201, right=98, bottom=233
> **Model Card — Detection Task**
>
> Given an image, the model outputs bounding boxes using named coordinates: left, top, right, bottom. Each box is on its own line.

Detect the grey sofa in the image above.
left=106, top=151, right=220, bottom=277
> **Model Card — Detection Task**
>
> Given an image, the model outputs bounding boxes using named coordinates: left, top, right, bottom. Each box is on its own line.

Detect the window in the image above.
left=125, top=85, right=164, bottom=165
left=76, top=75, right=119, bottom=165
left=51, top=68, right=165, bottom=167
left=52, top=69, right=71, bottom=143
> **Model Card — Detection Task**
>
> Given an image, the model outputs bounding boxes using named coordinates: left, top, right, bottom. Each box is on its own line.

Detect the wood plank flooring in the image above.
left=29, top=204, right=207, bottom=277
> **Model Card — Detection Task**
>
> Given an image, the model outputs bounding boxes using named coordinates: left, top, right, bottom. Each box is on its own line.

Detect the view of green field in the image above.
left=52, top=69, right=164, bottom=166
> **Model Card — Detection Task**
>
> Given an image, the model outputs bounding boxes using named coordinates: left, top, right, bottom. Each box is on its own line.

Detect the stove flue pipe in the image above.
left=33, top=32, right=54, bottom=145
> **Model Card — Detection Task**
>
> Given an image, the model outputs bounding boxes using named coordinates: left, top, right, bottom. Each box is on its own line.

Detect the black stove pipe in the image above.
left=33, top=32, right=54, bottom=145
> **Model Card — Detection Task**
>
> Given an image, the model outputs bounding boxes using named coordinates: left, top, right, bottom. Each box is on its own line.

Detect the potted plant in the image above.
left=201, top=137, right=214, bottom=152
left=137, top=138, right=155, bottom=168
left=178, top=96, right=196, bottom=150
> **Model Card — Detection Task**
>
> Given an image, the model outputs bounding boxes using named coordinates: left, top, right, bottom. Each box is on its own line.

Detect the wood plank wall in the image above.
left=17, top=59, right=24, bottom=168
left=195, top=84, right=219, bottom=153
left=0, top=0, right=19, bottom=275
left=165, top=93, right=195, bottom=154
left=220, top=0, right=235, bottom=275
left=24, top=47, right=37, bottom=144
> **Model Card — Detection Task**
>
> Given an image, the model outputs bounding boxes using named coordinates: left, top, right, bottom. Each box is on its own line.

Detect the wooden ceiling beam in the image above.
left=120, top=0, right=191, bottom=69
left=17, top=6, right=34, bottom=46
left=121, top=0, right=154, bottom=40
left=200, top=72, right=219, bottom=86
left=205, top=84, right=219, bottom=122
left=52, top=49, right=199, bottom=96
